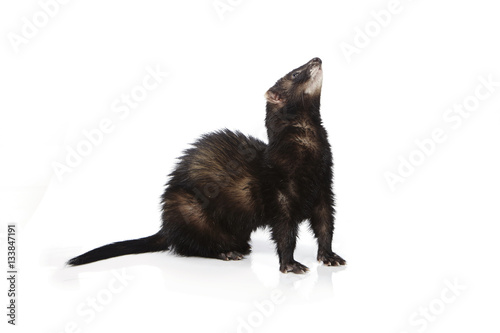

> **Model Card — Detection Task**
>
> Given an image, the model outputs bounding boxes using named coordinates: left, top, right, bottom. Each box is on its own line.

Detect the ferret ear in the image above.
left=265, top=89, right=284, bottom=105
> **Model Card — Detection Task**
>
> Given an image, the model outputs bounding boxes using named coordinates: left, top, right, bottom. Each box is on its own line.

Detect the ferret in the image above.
left=68, top=57, right=346, bottom=273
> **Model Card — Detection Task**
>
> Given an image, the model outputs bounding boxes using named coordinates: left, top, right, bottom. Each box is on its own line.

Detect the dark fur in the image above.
left=68, top=58, right=346, bottom=273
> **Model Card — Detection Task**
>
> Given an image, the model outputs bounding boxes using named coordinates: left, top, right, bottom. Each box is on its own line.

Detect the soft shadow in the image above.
left=52, top=234, right=347, bottom=302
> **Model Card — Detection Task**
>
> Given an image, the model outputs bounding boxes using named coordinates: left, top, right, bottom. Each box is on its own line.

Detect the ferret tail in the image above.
left=67, top=231, right=168, bottom=266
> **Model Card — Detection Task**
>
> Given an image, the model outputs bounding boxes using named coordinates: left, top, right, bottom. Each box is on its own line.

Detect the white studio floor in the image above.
left=10, top=171, right=500, bottom=333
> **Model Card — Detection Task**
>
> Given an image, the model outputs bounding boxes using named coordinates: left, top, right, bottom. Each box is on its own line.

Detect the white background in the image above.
left=1, top=0, right=499, bottom=332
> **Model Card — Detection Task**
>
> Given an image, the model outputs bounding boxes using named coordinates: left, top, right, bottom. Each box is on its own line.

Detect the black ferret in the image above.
left=68, top=57, right=346, bottom=273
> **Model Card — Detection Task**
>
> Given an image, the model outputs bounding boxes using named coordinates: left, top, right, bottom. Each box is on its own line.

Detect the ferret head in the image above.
left=265, top=58, right=323, bottom=139
left=265, top=57, right=323, bottom=108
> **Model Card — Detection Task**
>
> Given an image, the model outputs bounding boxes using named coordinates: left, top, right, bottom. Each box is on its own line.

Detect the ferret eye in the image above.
left=292, top=72, right=300, bottom=78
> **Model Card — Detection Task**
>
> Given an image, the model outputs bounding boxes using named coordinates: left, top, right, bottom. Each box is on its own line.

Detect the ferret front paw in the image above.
left=280, top=261, right=309, bottom=274
left=318, top=252, right=346, bottom=266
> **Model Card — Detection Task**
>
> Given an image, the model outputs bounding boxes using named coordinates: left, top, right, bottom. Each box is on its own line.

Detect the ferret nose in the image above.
left=311, top=57, right=322, bottom=64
